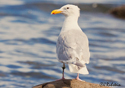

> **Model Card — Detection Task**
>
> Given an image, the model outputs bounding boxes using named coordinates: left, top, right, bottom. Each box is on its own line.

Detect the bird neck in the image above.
left=61, top=16, right=80, bottom=32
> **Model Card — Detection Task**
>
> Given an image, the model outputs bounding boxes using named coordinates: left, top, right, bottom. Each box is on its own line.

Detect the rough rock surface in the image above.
left=33, top=79, right=111, bottom=88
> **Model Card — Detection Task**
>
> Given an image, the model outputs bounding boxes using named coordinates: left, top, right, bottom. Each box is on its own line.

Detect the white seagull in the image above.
left=51, top=4, right=90, bottom=81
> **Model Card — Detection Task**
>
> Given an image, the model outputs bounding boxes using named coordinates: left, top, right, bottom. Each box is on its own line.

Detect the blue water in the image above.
left=0, top=0, right=125, bottom=88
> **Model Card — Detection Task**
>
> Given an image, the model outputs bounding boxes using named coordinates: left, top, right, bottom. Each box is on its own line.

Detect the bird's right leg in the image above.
left=56, top=63, right=65, bottom=81
left=62, top=63, right=65, bottom=79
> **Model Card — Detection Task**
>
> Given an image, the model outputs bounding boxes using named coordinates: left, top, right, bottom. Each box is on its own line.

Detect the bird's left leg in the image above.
left=75, top=73, right=84, bottom=81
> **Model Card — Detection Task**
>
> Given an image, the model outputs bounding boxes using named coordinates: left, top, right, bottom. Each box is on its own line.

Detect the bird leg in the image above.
left=75, top=73, right=80, bottom=80
left=75, top=73, right=84, bottom=81
left=62, top=63, right=65, bottom=79
left=56, top=63, right=65, bottom=81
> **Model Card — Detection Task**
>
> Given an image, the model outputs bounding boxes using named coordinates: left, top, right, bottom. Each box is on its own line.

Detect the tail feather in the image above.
left=68, top=64, right=89, bottom=74
left=74, top=61, right=85, bottom=67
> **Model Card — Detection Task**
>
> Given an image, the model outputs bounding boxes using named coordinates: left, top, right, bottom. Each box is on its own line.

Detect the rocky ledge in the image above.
left=33, top=79, right=111, bottom=88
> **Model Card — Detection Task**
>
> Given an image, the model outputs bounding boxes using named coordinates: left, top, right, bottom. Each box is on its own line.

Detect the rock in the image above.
left=109, top=5, right=125, bottom=18
left=33, top=79, right=111, bottom=88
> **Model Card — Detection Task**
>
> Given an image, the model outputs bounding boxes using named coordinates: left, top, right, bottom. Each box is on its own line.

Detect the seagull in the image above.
left=51, top=4, right=90, bottom=81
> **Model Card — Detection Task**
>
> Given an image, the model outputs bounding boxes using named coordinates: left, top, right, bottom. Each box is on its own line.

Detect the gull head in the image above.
left=51, top=4, right=80, bottom=17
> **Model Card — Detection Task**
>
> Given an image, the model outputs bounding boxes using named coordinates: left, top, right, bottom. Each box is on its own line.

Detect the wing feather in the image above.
left=56, top=29, right=90, bottom=64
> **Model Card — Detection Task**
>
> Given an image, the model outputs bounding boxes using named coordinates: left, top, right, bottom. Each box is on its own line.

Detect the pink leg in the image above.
left=75, top=73, right=84, bottom=81
left=75, top=73, right=81, bottom=80
left=56, top=63, right=65, bottom=81
left=62, top=66, right=65, bottom=79
left=61, top=63, right=65, bottom=79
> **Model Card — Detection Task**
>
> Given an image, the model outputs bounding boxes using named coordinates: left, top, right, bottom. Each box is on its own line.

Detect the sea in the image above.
left=0, top=0, right=125, bottom=88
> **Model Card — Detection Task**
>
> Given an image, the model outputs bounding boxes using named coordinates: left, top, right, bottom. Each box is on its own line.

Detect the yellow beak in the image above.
left=51, top=9, right=62, bottom=14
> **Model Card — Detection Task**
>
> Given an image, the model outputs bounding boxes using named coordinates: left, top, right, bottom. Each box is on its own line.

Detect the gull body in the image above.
left=51, top=4, right=90, bottom=80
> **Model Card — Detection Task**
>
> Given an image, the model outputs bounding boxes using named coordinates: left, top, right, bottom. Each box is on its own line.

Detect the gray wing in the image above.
left=56, top=30, right=90, bottom=65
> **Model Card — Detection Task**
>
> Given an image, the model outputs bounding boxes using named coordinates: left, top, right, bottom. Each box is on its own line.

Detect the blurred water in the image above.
left=0, top=0, right=125, bottom=88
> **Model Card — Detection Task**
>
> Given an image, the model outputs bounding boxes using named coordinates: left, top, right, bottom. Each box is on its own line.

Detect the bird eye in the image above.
left=67, top=7, right=69, bottom=9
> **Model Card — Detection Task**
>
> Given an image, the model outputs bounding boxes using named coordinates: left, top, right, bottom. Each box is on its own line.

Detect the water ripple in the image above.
left=0, top=1, right=125, bottom=88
